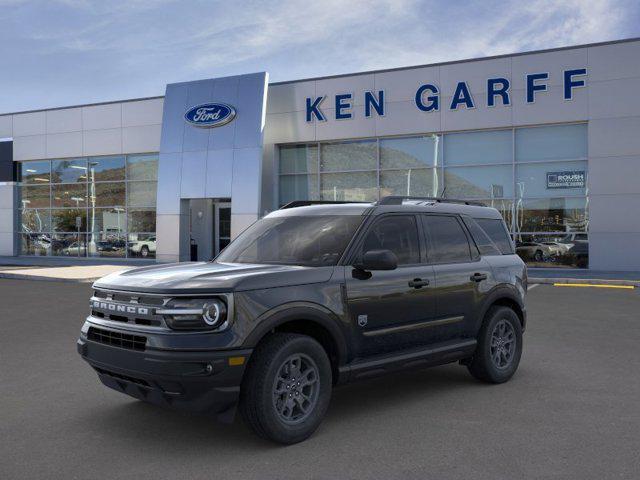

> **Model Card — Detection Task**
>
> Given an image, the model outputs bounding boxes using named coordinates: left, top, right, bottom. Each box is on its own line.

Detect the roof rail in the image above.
left=377, top=196, right=486, bottom=207
left=279, top=200, right=370, bottom=209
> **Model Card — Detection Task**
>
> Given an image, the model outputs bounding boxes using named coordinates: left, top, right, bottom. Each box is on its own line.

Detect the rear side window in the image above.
left=475, top=218, right=514, bottom=254
left=361, top=215, right=420, bottom=265
left=462, top=217, right=501, bottom=256
left=422, top=215, right=471, bottom=263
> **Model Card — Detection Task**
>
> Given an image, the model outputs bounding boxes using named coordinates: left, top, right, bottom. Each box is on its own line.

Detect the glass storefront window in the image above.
left=516, top=160, right=587, bottom=198
left=127, top=154, right=158, bottom=180
left=444, top=165, right=513, bottom=199
left=128, top=209, right=156, bottom=232
left=90, top=156, right=126, bottom=181
left=516, top=124, right=587, bottom=162
left=52, top=183, right=87, bottom=207
left=127, top=181, right=157, bottom=207
left=444, top=129, right=512, bottom=165
left=128, top=233, right=156, bottom=258
left=20, top=209, right=51, bottom=233
left=514, top=233, right=588, bottom=268
left=93, top=182, right=125, bottom=207
left=320, top=171, right=377, bottom=201
left=19, top=185, right=50, bottom=209
left=380, top=136, right=441, bottom=169
left=380, top=169, right=440, bottom=197
left=320, top=140, right=377, bottom=172
left=280, top=145, right=318, bottom=174
left=51, top=159, right=87, bottom=183
left=20, top=233, right=52, bottom=256
left=51, top=233, right=86, bottom=257
left=89, top=208, right=126, bottom=235
left=18, top=160, right=50, bottom=184
left=279, top=174, right=319, bottom=206
left=51, top=209, right=87, bottom=232
left=515, top=197, right=588, bottom=233
left=87, top=233, right=126, bottom=258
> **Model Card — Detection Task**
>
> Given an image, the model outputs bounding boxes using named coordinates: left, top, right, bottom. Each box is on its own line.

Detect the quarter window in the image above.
left=361, top=216, right=420, bottom=265
left=423, top=215, right=471, bottom=263
left=475, top=218, right=514, bottom=254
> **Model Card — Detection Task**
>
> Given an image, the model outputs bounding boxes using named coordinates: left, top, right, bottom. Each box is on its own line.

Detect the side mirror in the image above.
left=356, top=249, right=398, bottom=271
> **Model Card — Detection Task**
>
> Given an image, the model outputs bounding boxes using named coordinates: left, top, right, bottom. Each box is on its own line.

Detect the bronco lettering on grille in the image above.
left=91, top=300, right=149, bottom=316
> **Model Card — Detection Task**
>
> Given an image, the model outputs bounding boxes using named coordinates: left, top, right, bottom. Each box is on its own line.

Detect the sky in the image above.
left=1, top=0, right=639, bottom=113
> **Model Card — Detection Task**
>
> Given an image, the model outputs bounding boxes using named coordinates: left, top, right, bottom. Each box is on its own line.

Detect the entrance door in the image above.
left=214, top=202, right=231, bottom=256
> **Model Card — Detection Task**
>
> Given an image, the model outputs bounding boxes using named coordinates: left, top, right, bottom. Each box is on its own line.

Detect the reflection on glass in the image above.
left=128, top=233, right=156, bottom=258
left=90, top=156, right=125, bottom=182
left=51, top=233, right=86, bottom=257
left=320, top=172, right=377, bottom=201
left=514, top=197, right=588, bottom=234
left=19, top=160, right=50, bottom=184
left=94, top=182, right=125, bottom=207
left=127, top=181, right=156, bottom=207
left=88, top=233, right=126, bottom=258
left=127, top=209, right=156, bottom=232
left=89, top=207, right=126, bottom=234
left=321, top=140, right=377, bottom=172
left=51, top=159, right=87, bottom=183
left=380, top=135, right=441, bottom=169
left=515, top=161, right=587, bottom=198
left=515, top=233, right=588, bottom=268
left=380, top=169, right=440, bottom=197
left=516, top=124, right=587, bottom=162
left=127, top=154, right=158, bottom=181
left=279, top=175, right=319, bottom=205
left=20, top=233, right=52, bottom=256
left=52, top=183, right=87, bottom=207
left=20, top=185, right=50, bottom=209
left=21, top=209, right=51, bottom=233
left=51, top=209, right=87, bottom=232
left=476, top=199, right=514, bottom=231
left=444, top=130, right=512, bottom=165
left=444, top=165, right=513, bottom=199
left=279, top=145, right=317, bottom=174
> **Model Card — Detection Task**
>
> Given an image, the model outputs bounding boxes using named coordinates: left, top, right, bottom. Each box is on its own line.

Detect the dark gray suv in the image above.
left=78, top=196, right=527, bottom=444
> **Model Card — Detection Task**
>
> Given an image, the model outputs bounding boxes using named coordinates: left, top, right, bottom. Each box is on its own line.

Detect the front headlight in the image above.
left=158, top=297, right=229, bottom=331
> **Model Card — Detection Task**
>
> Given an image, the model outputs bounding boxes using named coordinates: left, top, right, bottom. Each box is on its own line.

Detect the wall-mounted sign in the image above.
left=546, top=170, right=586, bottom=189
left=305, top=68, right=587, bottom=122
left=184, top=103, right=236, bottom=128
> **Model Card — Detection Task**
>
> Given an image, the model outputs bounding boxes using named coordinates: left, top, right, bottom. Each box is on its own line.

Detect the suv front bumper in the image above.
left=77, top=331, right=252, bottom=423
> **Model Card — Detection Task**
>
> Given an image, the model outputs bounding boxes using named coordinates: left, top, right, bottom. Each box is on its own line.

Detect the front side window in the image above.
left=360, top=215, right=420, bottom=265
left=216, top=215, right=363, bottom=267
left=423, top=215, right=472, bottom=263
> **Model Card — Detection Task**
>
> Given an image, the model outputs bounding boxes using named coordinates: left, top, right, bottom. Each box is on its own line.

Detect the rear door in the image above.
left=344, top=214, right=436, bottom=357
left=422, top=214, right=492, bottom=340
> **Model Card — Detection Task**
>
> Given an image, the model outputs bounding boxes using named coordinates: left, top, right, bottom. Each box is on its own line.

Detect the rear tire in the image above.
left=467, top=306, right=523, bottom=383
left=140, top=245, right=149, bottom=258
left=240, top=333, right=332, bottom=444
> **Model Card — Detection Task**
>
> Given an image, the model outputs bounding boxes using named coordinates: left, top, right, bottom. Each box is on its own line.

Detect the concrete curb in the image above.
left=0, top=273, right=98, bottom=284
left=530, top=277, right=640, bottom=287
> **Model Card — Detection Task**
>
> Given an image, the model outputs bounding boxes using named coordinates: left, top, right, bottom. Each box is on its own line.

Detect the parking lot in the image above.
left=1, top=278, right=639, bottom=480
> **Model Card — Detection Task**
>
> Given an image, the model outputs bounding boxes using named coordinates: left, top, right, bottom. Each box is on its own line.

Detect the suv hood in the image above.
left=93, top=261, right=335, bottom=294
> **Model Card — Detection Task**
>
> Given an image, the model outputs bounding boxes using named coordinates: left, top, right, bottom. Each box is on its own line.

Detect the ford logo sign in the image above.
left=184, top=103, right=236, bottom=128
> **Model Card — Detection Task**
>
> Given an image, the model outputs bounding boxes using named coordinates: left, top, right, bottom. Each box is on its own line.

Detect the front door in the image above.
left=214, top=202, right=231, bottom=256
left=344, top=214, right=437, bottom=357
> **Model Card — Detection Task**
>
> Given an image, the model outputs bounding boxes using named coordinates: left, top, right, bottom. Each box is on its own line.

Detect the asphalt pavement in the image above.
left=1, top=279, right=639, bottom=480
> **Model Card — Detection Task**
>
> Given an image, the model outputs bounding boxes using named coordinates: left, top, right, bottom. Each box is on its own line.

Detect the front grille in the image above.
left=90, top=289, right=167, bottom=328
left=88, top=327, right=147, bottom=351
left=94, top=367, right=150, bottom=387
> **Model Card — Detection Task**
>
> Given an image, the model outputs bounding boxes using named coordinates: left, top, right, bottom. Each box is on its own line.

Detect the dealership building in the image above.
left=0, top=37, right=639, bottom=270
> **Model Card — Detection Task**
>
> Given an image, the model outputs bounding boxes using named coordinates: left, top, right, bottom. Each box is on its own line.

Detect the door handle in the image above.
left=470, top=272, right=488, bottom=282
left=408, top=278, right=430, bottom=288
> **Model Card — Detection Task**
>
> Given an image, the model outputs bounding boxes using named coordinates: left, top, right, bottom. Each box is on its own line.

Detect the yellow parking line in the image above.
left=553, top=283, right=635, bottom=289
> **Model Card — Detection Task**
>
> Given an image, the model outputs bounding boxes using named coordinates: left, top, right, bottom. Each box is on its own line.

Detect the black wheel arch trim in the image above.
left=477, top=285, right=526, bottom=331
left=243, top=302, right=349, bottom=366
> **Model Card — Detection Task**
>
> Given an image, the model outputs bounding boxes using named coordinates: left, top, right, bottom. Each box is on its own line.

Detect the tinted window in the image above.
left=462, top=217, right=501, bottom=256
left=423, top=215, right=471, bottom=263
left=475, top=218, right=514, bottom=254
left=217, top=215, right=363, bottom=267
left=361, top=216, right=420, bottom=265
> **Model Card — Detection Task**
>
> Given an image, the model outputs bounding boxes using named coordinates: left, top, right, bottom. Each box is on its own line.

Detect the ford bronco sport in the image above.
left=78, top=196, right=527, bottom=444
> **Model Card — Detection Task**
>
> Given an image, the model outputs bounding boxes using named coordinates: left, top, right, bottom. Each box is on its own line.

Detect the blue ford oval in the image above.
left=184, top=103, right=236, bottom=127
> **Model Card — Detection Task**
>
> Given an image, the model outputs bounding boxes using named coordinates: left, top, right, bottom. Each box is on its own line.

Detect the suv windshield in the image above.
left=216, top=215, right=364, bottom=267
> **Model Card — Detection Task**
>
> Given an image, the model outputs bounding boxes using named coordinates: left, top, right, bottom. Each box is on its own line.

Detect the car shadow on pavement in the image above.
left=84, top=363, right=484, bottom=450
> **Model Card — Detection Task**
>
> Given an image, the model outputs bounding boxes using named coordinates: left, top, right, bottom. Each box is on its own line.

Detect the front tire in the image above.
left=240, top=333, right=332, bottom=444
left=467, top=306, right=523, bottom=383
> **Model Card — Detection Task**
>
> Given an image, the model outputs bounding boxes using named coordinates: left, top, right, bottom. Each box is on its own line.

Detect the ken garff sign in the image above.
left=305, top=68, right=587, bottom=122
left=184, top=102, right=236, bottom=128
left=547, top=170, right=586, bottom=189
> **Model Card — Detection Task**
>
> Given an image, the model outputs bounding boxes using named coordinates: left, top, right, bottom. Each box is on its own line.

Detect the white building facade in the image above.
left=1, top=38, right=639, bottom=270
